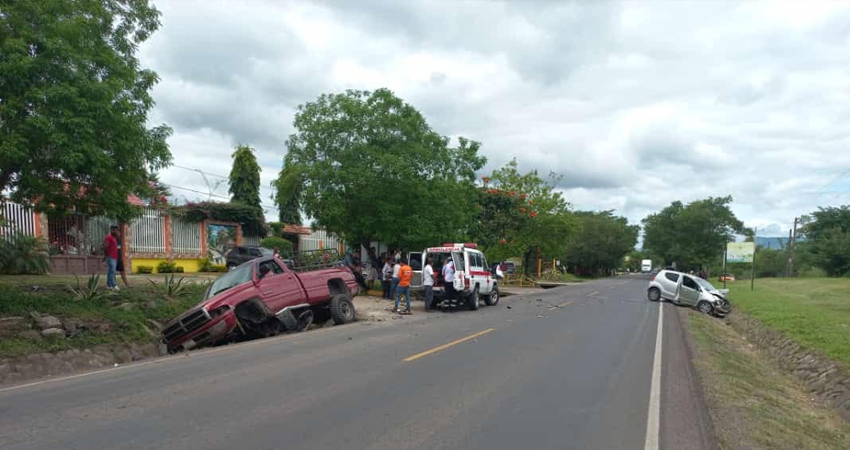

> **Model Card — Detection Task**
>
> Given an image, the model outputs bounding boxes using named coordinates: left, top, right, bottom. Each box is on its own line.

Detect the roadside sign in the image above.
left=726, top=242, right=755, bottom=263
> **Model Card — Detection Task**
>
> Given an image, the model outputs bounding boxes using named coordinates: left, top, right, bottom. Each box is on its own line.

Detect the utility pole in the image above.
left=788, top=217, right=798, bottom=277
left=751, top=227, right=757, bottom=291
left=786, top=228, right=793, bottom=277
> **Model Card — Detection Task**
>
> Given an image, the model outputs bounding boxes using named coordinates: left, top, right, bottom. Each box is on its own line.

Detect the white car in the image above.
left=409, top=243, right=499, bottom=310
left=647, top=269, right=732, bottom=316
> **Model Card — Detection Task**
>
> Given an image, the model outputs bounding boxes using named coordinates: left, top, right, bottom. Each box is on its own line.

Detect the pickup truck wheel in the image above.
left=330, top=294, right=356, bottom=324
left=484, top=286, right=499, bottom=306
left=468, top=287, right=480, bottom=310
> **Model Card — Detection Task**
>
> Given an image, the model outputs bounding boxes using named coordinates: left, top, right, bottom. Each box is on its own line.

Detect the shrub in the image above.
left=198, top=257, right=212, bottom=272
left=259, top=236, right=293, bottom=254
left=148, top=272, right=188, bottom=298
left=0, top=233, right=50, bottom=275
left=136, top=265, right=153, bottom=274
left=67, top=275, right=101, bottom=301
left=156, top=261, right=177, bottom=273
left=174, top=266, right=184, bottom=273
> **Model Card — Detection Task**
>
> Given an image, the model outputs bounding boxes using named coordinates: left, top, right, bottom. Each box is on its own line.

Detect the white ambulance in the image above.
left=408, top=243, right=499, bottom=310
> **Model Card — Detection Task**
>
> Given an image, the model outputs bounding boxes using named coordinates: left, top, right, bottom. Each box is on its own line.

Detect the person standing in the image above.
left=115, top=226, right=129, bottom=288
left=442, top=257, right=456, bottom=301
left=390, top=259, right=401, bottom=301
left=103, top=225, right=120, bottom=291
left=395, top=260, right=413, bottom=314
left=423, top=257, right=435, bottom=310
left=381, top=256, right=393, bottom=299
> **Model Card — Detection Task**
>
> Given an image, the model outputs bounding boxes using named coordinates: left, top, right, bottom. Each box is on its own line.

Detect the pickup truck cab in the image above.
left=408, top=243, right=499, bottom=310
left=162, top=253, right=359, bottom=353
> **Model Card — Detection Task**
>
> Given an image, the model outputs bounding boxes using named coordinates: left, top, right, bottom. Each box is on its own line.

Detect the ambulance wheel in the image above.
left=468, top=287, right=480, bottom=310
left=484, top=286, right=499, bottom=306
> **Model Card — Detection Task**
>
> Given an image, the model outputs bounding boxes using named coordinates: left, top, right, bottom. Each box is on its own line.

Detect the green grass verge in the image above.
left=0, top=277, right=208, bottom=358
left=727, top=278, right=850, bottom=366
left=686, top=310, right=850, bottom=450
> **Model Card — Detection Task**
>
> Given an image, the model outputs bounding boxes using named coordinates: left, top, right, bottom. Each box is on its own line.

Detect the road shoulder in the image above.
left=682, top=308, right=850, bottom=450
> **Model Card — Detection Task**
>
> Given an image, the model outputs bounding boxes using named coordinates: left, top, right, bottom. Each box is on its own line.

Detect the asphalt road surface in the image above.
left=0, top=275, right=716, bottom=450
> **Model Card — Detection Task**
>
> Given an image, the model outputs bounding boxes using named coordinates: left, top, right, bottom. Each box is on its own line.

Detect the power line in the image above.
left=163, top=183, right=278, bottom=211
left=170, top=164, right=275, bottom=191
left=815, top=165, right=850, bottom=196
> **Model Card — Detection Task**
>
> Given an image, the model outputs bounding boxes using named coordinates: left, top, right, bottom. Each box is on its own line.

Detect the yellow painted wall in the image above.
left=132, top=258, right=203, bottom=273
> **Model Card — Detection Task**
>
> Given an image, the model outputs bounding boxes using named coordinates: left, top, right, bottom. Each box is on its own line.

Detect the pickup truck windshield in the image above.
left=205, top=264, right=253, bottom=299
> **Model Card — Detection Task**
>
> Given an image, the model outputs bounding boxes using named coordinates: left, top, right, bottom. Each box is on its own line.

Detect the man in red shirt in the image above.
left=103, top=225, right=120, bottom=290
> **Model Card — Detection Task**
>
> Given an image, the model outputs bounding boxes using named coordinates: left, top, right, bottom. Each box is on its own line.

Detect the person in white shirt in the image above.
left=423, top=258, right=435, bottom=310
left=381, top=257, right=393, bottom=299
left=442, top=258, right=456, bottom=301
left=390, top=259, right=401, bottom=300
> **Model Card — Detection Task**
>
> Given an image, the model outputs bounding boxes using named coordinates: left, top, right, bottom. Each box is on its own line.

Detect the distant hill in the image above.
left=756, top=236, right=805, bottom=249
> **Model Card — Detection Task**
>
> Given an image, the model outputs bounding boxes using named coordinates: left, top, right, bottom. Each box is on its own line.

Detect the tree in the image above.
left=563, top=211, right=639, bottom=276
left=259, top=236, right=293, bottom=254
left=478, top=159, right=574, bottom=274
left=272, top=160, right=302, bottom=224
left=0, top=0, right=172, bottom=218
left=277, top=88, right=486, bottom=249
left=228, top=145, right=261, bottom=209
left=799, top=205, right=850, bottom=276
left=642, top=196, right=749, bottom=270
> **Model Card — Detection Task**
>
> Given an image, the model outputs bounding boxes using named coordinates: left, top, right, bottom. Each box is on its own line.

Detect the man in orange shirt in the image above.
left=394, top=260, right=413, bottom=314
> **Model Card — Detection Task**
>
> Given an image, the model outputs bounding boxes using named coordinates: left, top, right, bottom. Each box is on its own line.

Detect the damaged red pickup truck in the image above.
left=162, top=254, right=360, bottom=353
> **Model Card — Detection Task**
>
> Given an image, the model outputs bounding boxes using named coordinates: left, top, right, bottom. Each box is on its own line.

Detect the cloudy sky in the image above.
left=140, top=0, right=850, bottom=237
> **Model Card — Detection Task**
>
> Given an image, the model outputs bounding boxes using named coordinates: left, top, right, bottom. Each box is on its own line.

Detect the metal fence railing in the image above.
left=47, top=213, right=112, bottom=255
left=131, top=208, right=165, bottom=253
left=172, top=218, right=201, bottom=254
left=299, top=228, right=343, bottom=252
left=242, top=235, right=261, bottom=247
left=1, top=201, right=37, bottom=241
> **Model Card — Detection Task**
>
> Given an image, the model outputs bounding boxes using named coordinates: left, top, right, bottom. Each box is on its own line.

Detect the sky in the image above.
left=139, top=0, right=850, bottom=237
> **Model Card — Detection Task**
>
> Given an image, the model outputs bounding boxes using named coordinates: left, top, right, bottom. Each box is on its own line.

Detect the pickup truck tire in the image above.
left=484, top=286, right=499, bottom=306
left=468, top=287, right=480, bottom=310
left=330, top=294, right=356, bottom=324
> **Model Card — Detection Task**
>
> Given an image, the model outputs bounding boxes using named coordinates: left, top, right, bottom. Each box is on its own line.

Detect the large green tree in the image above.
left=228, top=144, right=261, bottom=209
left=642, top=196, right=749, bottom=270
left=0, top=0, right=172, bottom=218
left=563, top=211, right=638, bottom=276
left=276, top=88, right=486, bottom=249
left=478, top=159, right=574, bottom=273
left=799, top=205, right=850, bottom=276
left=272, top=159, right=302, bottom=224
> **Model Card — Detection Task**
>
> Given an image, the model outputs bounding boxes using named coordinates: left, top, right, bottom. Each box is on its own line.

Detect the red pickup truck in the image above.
left=162, top=254, right=360, bottom=353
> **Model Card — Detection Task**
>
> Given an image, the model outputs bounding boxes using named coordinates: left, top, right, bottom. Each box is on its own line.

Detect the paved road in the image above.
left=0, top=276, right=715, bottom=450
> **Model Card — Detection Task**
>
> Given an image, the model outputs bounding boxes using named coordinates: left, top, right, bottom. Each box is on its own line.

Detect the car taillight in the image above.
left=464, top=277, right=470, bottom=289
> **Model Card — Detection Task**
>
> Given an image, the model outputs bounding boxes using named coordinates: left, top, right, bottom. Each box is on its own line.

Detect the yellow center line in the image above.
left=403, top=328, right=496, bottom=362
left=587, top=291, right=599, bottom=297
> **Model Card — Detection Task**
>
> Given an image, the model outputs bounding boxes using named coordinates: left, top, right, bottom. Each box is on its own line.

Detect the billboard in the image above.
left=726, top=242, right=755, bottom=263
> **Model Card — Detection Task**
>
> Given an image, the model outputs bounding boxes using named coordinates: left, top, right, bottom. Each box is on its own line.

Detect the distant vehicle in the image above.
left=162, top=252, right=359, bottom=353
left=409, top=243, right=499, bottom=310
left=647, top=269, right=732, bottom=317
left=502, top=260, right=517, bottom=274
left=641, top=259, right=652, bottom=273
left=718, top=273, right=736, bottom=282
left=226, top=246, right=273, bottom=269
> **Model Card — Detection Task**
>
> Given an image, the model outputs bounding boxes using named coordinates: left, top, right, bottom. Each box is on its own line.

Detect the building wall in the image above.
left=131, top=257, right=204, bottom=273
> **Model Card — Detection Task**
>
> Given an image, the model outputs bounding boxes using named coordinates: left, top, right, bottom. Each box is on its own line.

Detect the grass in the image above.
left=726, top=278, right=850, bottom=366
left=0, top=275, right=209, bottom=358
left=686, top=310, right=850, bottom=450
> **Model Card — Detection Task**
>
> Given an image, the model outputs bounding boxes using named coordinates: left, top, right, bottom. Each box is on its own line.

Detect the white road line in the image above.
left=644, top=301, right=663, bottom=450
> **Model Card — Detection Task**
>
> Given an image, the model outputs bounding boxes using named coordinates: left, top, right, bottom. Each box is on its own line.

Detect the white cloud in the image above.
left=141, top=0, right=850, bottom=233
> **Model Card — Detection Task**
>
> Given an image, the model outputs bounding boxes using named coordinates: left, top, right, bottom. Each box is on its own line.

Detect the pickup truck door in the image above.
left=257, top=259, right=305, bottom=313
left=408, top=252, right=423, bottom=289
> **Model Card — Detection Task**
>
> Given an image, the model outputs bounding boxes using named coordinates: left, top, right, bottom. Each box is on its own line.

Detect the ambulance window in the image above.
left=480, top=255, right=488, bottom=270
left=471, top=253, right=483, bottom=269
left=454, top=252, right=465, bottom=271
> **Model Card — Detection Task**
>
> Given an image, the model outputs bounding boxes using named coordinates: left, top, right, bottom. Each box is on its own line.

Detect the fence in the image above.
left=47, top=213, right=112, bottom=255
left=299, top=228, right=343, bottom=252
left=171, top=217, right=201, bottom=254
left=131, top=208, right=166, bottom=253
left=242, top=235, right=261, bottom=247
left=1, top=201, right=37, bottom=240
